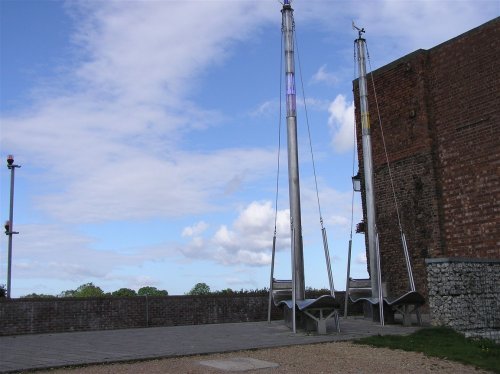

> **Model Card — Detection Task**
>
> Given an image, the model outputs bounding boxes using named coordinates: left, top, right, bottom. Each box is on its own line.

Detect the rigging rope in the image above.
left=361, top=37, right=416, bottom=292
left=350, top=41, right=359, bottom=241
left=273, top=26, right=285, bottom=236
left=295, top=26, right=335, bottom=295
left=345, top=42, right=359, bottom=317
left=365, top=42, right=404, bottom=232
left=268, top=24, right=285, bottom=323
left=294, top=28, right=325, bottom=227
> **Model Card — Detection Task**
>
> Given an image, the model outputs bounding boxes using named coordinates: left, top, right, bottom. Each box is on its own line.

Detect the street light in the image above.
left=6, top=155, right=20, bottom=298
left=352, top=172, right=362, bottom=192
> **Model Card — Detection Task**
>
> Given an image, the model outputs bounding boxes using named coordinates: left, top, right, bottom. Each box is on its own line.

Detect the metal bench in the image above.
left=271, top=279, right=293, bottom=305
left=271, top=279, right=340, bottom=334
left=347, top=278, right=424, bottom=326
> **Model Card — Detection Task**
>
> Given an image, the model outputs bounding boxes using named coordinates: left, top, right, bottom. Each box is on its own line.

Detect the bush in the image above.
left=187, top=282, right=211, bottom=295
left=111, top=288, right=137, bottom=297
left=21, top=293, right=55, bottom=298
left=59, top=283, right=105, bottom=297
left=137, top=286, right=168, bottom=296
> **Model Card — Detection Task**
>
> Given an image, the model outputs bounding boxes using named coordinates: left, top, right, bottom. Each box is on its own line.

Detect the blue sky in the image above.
left=1, top=0, right=498, bottom=297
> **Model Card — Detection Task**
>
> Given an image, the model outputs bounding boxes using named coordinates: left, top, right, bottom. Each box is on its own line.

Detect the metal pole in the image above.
left=376, top=233, right=384, bottom=325
left=321, top=227, right=335, bottom=297
left=268, top=235, right=277, bottom=322
left=344, top=239, right=352, bottom=318
left=282, top=0, right=305, bottom=301
left=355, top=33, right=380, bottom=301
left=401, top=233, right=416, bottom=291
left=291, top=220, right=296, bottom=333
left=6, top=155, right=20, bottom=299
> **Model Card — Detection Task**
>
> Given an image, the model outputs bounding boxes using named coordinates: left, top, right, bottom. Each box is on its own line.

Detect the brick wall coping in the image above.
left=0, top=294, right=267, bottom=302
left=425, top=257, right=500, bottom=264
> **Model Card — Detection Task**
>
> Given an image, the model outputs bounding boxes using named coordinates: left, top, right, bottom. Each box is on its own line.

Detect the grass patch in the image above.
left=354, top=327, right=500, bottom=373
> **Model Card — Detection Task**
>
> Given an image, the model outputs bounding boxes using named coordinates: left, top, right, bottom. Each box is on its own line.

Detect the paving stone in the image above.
left=0, top=317, right=424, bottom=373
left=198, top=357, right=280, bottom=371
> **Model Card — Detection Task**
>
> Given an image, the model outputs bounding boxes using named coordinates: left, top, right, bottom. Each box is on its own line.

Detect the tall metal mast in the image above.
left=354, top=27, right=381, bottom=303
left=5, top=155, right=20, bottom=299
left=282, top=0, right=305, bottom=301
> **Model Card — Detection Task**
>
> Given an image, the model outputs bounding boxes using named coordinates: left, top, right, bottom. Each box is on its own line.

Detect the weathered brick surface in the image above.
left=354, top=18, right=500, bottom=302
left=0, top=292, right=357, bottom=336
left=0, top=295, right=280, bottom=336
left=429, top=20, right=500, bottom=258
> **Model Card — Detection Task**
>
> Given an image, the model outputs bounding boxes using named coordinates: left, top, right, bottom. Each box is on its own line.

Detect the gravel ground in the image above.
left=39, top=341, right=489, bottom=373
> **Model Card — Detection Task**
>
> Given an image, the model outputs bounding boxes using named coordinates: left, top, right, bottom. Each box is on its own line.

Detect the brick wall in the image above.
left=428, top=19, right=500, bottom=258
left=354, top=17, right=500, bottom=301
left=0, top=292, right=357, bottom=336
left=0, top=295, right=279, bottom=336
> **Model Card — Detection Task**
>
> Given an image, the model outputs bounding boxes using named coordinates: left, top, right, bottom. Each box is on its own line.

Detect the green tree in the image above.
left=212, top=288, right=234, bottom=296
left=59, top=289, right=76, bottom=297
left=60, top=283, right=105, bottom=297
left=21, top=293, right=55, bottom=298
left=111, top=288, right=137, bottom=297
left=0, top=284, right=6, bottom=298
left=187, top=282, right=210, bottom=295
left=137, top=286, right=168, bottom=296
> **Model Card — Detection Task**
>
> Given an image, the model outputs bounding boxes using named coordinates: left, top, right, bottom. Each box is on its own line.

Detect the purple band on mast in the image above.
left=286, top=72, right=296, bottom=115
left=286, top=73, right=295, bottom=94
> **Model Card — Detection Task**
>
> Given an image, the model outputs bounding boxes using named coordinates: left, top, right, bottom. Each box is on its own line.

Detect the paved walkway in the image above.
left=0, top=317, right=423, bottom=373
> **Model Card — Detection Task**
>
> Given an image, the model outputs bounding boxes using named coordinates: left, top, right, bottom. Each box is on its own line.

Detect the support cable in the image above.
left=365, top=41, right=416, bottom=291
left=345, top=43, right=359, bottom=317
left=365, top=42, right=403, bottom=231
left=295, top=31, right=323, bottom=225
left=274, top=24, right=285, bottom=236
left=295, top=28, right=335, bottom=295
left=268, top=27, right=285, bottom=323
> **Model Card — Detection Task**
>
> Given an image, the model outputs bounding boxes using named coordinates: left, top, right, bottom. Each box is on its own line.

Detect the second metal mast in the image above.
left=282, top=0, right=305, bottom=301
left=355, top=28, right=381, bottom=302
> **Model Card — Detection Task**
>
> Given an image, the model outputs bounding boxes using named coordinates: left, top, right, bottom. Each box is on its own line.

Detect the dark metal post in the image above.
left=6, top=155, right=20, bottom=298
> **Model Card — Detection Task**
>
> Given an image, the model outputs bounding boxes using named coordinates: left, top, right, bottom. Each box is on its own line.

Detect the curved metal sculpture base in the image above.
left=350, top=290, right=425, bottom=326
left=276, top=295, right=341, bottom=334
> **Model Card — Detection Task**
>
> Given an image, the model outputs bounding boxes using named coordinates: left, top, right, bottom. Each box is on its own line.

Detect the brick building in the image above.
left=354, top=17, right=499, bottom=320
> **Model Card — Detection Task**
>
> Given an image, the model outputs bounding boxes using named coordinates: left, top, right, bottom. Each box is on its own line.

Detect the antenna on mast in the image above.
left=352, top=21, right=365, bottom=39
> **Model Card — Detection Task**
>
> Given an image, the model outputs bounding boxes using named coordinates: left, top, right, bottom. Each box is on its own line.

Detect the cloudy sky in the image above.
left=1, top=0, right=497, bottom=297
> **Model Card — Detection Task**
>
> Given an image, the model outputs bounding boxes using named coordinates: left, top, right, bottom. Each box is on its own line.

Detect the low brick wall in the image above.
left=0, top=291, right=357, bottom=336
left=0, top=295, right=277, bottom=336
left=426, top=258, right=500, bottom=342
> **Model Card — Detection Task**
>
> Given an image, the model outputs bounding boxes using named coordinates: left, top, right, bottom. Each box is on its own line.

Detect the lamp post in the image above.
left=6, top=155, right=20, bottom=298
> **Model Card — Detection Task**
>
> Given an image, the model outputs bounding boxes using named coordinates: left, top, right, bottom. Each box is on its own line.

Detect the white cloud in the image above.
left=182, top=221, right=209, bottom=237
left=9, top=224, right=176, bottom=283
left=251, top=100, right=279, bottom=117
left=181, top=201, right=291, bottom=266
left=298, top=1, right=497, bottom=62
left=328, top=94, right=355, bottom=153
left=355, top=252, right=367, bottom=265
left=2, top=0, right=495, bottom=295
left=1, top=1, right=278, bottom=225
left=311, top=64, right=338, bottom=86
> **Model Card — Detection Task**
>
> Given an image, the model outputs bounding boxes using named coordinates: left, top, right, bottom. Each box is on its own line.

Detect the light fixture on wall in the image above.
left=352, top=172, right=362, bottom=192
